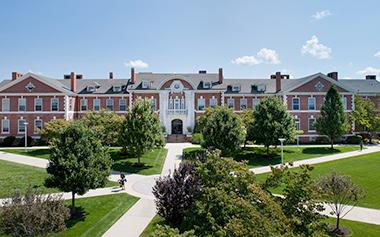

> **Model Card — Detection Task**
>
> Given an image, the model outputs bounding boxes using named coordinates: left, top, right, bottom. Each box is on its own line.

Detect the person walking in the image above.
left=119, top=173, right=127, bottom=190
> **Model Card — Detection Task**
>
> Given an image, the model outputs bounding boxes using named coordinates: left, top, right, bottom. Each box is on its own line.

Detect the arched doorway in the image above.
left=171, top=119, right=183, bottom=134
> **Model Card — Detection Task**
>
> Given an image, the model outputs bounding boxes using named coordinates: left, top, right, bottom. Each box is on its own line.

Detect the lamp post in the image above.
left=24, top=121, right=29, bottom=152
left=279, top=138, right=285, bottom=165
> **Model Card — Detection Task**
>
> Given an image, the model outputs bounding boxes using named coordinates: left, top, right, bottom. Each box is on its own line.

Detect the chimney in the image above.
left=12, top=72, right=23, bottom=81
left=275, top=72, right=281, bottom=93
left=130, top=68, right=136, bottom=84
left=327, top=72, right=338, bottom=80
left=218, top=68, right=223, bottom=84
left=366, top=75, right=376, bottom=80
left=70, top=72, right=77, bottom=93
left=109, top=72, right=114, bottom=80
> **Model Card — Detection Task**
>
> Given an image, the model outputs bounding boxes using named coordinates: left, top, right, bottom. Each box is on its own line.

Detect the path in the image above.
left=0, top=151, right=48, bottom=168
left=250, top=145, right=380, bottom=174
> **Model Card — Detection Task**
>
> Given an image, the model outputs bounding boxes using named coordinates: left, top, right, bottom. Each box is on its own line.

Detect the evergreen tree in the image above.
left=45, top=122, right=112, bottom=215
left=250, top=96, right=295, bottom=154
left=119, top=100, right=165, bottom=164
left=201, top=106, right=245, bottom=155
left=316, top=86, right=348, bottom=149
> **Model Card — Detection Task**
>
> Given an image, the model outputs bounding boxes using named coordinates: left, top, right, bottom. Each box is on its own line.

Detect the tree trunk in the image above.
left=331, top=137, right=334, bottom=150
left=71, top=192, right=76, bottom=216
left=336, top=214, right=340, bottom=231
left=266, top=145, right=269, bottom=155
left=138, top=155, right=141, bottom=165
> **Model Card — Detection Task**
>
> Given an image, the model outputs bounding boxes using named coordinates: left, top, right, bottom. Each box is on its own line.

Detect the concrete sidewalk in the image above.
left=0, top=151, right=48, bottom=168
left=250, top=145, right=380, bottom=174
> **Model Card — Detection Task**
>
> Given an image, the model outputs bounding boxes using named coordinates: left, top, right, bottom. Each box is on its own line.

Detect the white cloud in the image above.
left=124, top=59, right=149, bottom=68
left=231, top=48, right=280, bottom=66
left=375, top=51, right=380, bottom=58
left=312, top=10, right=331, bottom=20
left=301, top=35, right=332, bottom=59
left=357, top=66, right=380, bottom=76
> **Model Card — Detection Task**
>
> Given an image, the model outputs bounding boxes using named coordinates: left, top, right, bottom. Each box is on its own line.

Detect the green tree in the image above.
left=81, top=110, right=123, bottom=146
left=45, top=122, right=112, bottom=215
left=316, top=86, right=348, bottom=149
left=351, top=96, right=380, bottom=143
left=241, top=109, right=254, bottom=147
left=39, top=119, right=71, bottom=143
left=119, top=100, right=165, bottom=164
left=250, top=96, right=296, bottom=154
left=200, top=106, right=245, bottom=155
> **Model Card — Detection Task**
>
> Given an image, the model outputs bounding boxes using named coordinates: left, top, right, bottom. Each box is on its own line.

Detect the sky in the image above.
left=0, top=0, right=379, bottom=80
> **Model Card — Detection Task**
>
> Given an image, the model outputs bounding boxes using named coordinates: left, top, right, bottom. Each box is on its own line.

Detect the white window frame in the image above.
left=198, top=97, right=205, bottom=111
left=342, top=96, right=347, bottom=111
left=210, top=96, right=217, bottom=108
left=87, top=86, right=96, bottom=92
left=240, top=98, right=247, bottom=110
left=253, top=98, right=260, bottom=108
left=18, top=98, right=26, bottom=112
left=292, top=97, right=300, bottom=110
left=203, top=82, right=211, bottom=89
left=227, top=98, right=234, bottom=109
left=150, top=98, right=157, bottom=111
left=142, top=81, right=150, bottom=89
left=2, top=98, right=10, bottom=112
left=51, top=98, right=59, bottom=111
left=106, top=99, right=114, bottom=111
left=119, top=98, right=127, bottom=111
left=113, top=86, right=122, bottom=92
left=294, top=118, right=300, bottom=131
left=34, top=98, right=43, bottom=111
left=80, top=98, right=88, bottom=111
left=307, top=97, right=316, bottom=110
left=93, top=98, right=100, bottom=111
left=2, top=119, right=10, bottom=134
left=232, top=85, right=241, bottom=92
left=308, top=118, right=316, bottom=132
left=18, top=119, right=26, bottom=134
left=34, top=119, right=43, bottom=134
left=174, top=97, right=180, bottom=110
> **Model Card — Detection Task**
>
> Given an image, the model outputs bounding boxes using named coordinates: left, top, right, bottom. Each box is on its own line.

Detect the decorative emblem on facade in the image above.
left=25, top=82, right=35, bottom=92
left=314, top=81, right=324, bottom=92
left=170, top=80, right=184, bottom=93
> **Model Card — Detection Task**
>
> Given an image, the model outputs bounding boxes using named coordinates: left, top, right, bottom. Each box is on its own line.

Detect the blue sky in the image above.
left=0, top=0, right=379, bottom=80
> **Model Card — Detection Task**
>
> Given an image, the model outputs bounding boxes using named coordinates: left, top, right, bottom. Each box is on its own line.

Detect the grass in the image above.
left=110, top=148, right=168, bottom=175
left=0, top=148, right=50, bottom=159
left=140, top=215, right=166, bottom=237
left=256, top=151, right=380, bottom=209
left=235, top=146, right=359, bottom=168
left=0, top=159, right=117, bottom=199
left=0, top=147, right=169, bottom=175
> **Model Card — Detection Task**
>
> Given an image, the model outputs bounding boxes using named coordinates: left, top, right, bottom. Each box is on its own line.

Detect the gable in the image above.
left=160, top=79, right=194, bottom=90
left=291, top=77, right=349, bottom=93
left=0, top=76, right=63, bottom=93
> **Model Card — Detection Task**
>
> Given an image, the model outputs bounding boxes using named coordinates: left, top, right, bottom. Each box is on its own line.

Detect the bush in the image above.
left=1, top=136, right=16, bottom=147
left=0, top=187, right=70, bottom=237
left=13, top=136, right=33, bottom=147
left=153, top=225, right=196, bottom=237
left=344, top=135, right=362, bottom=144
left=182, top=147, right=207, bottom=160
left=191, top=133, right=203, bottom=144
left=315, top=136, right=330, bottom=144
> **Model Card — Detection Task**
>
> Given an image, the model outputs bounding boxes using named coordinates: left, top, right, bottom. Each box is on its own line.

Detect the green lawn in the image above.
left=0, top=148, right=169, bottom=175
left=0, top=148, right=50, bottom=159
left=0, top=159, right=117, bottom=199
left=110, top=148, right=168, bottom=175
left=256, top=151, right=380, bottom=209
left=140, top=215, right=166, bottom=237
left=235, top=146, right=359, bottom=168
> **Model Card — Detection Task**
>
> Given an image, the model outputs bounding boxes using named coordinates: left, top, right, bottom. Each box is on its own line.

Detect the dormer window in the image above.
left=232, top=85, right=241, bottom=92
left=256, top=85, right=266, bottom=92
left=203, top=81, right=211, bottom=89
left=142, top=80, right=150, bottom=89
left=113, top=86, right=122, bottom=92
left=87, top=86, right=96, bottom=92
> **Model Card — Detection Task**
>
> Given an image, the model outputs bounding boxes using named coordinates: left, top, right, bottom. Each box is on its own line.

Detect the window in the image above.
left=87, top=86, right=96, bottom=92
left=253, top=98, right=260, bottom=108
left=119, top=98, right=127, bottom=111
left=292, top=97, right=300, bottom=110
left=69, top=98, right=73, bottom=110
left=232, top=85, right=240, bottom=92
left=198, top=97, right=205, bottom=111
left=34, top=98, right=42, bottom=111
left=18, top=119, right=26, bottom=134
left=113, top=86, right=122, bottom=92
left=51, top=98, right=59, bottom=111
left=308, top=118, right=316, bottom=131
left=150, top=98, right=157, bottom=111
left=2, top=119, right=9, bottom=133
left=308, top=97, right=316, bottom=110
left=93, top=98, right=100, bottom=111
left=18, top=98, right=26, bottom=111
left=210, top=96, right=217, bottom=108
left=227, top=98, right=234, bottom=109
left=240, top=98, right=247, bottom=110
left=203, top=82, right=211, bottom=89
left=342, top=96, right=348, bottom=110
left=174, top=97, right=180, bottom=110
left=142, top=81, right=150, bottom=89
left=2, top=98, right=10, bottom=112
left=106, top=99, right=114, bottom=111
left=34, top=119, right=42, bottom=134
left=294, top=118, right=300, bottom=131
left=80, top=99, right=88, bottom=111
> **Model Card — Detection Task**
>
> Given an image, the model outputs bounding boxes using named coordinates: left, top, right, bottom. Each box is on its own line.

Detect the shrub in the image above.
left=152, top=225, right=196, bottom=237
left=315, top=136, right=330, bottom=144
left=191, top=133, right=203, bottom=144
left=182, top=147, right=207, bottom=160
left=0, top=187, right=70, bottom=237
left=1, top=136, right=16, bottom=147
left=344, top=135, right=361, bottom=144
left=13, top=136, right=33, bottom=147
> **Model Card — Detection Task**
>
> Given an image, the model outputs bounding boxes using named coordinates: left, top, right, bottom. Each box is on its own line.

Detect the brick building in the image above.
left=0, top=69, right=379, bottom=142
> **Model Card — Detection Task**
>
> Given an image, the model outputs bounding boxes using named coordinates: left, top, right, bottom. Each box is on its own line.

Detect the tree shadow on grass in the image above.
left=109, top=150, right=153, bottom=173
left=234, top=147, right=295, bottom=167
left=65, top=206, right=87, bottom=229
left=302, top=147, right=341, bottom=155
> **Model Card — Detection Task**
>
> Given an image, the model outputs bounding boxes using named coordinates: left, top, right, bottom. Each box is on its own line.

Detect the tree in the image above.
left=200, top=106, right=245, bottom=155
left=351, top=96, right=380, bottom=143
left=81, top=110, right=123, bottom=146
left=39, top=119, right=71, bottom=143
left=250, top=96, right=296, bottom=154
left=119, top=100, right=165, bottom=164
left=45, top=122, right=113, bottom=215
left=241, top=109, right=254, bottom=147
left=316, top=86, right=348, bottom=149
left=316, top=172, right=365, bottom=234
left=153, top=163, right=199, bottom=226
